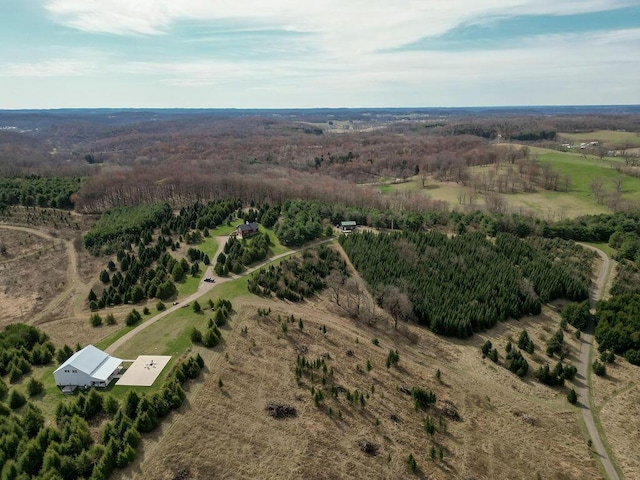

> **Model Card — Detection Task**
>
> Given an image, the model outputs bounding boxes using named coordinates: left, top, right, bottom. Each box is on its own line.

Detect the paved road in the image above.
left=576, top=245, right=619, bottom=480
left=105, top=235, right=333, bottom=355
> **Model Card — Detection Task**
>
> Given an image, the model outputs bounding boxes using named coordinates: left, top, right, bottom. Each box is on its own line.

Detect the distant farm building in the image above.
left=54, top=345, right=123, bottom=391
left=237, top=222, right=259, bottom=238
left=340, top=221, right=357, bottom=232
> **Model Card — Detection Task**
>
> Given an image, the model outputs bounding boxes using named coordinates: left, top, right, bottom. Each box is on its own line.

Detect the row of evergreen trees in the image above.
left=0, top=176, right=82, bottom=211
left=340, top=230, right=589, bottom=338
left=214, top=232, right=271, bottom=276
left=248, top=246, right=346, bottom=301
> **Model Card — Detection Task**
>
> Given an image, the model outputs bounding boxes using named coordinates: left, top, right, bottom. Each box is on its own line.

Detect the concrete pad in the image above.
left=116, top=355, right=171, bottom=386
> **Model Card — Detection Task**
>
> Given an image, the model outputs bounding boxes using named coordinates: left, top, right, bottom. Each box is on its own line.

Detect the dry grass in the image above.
left=115, top=294, right=600, bottom=480
left=591, top=350, right=640, bottom=480
left=2, top=214, right=634, bottom=479
left=0, top=229, right=69, bottom=326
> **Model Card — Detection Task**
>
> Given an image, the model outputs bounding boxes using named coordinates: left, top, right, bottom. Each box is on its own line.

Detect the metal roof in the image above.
left=54, top=345, right=122, bottom=380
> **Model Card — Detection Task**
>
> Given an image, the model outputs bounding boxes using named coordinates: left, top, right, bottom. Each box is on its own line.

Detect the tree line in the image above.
left=340, top=230, right=590, bottom=338
left=0, top=176, right=83, bottom=212
left=595, top=294, right=640, bottom=365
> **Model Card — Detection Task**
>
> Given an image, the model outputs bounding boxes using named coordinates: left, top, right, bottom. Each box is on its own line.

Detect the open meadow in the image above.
left=380, top=145, right=640, bottom=218
left=558, top=130, right=640, bottom=149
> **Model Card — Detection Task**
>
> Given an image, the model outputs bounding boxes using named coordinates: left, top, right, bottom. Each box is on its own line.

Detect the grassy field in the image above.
left=380, top=146, right=640, bottom=218
left=559, top=130, right=640, bottom=147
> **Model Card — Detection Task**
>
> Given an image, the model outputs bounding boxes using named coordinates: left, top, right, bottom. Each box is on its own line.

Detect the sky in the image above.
left=0, top=0, right=639, bottom=108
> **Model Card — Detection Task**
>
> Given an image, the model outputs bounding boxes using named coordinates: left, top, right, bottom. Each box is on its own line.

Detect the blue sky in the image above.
left=0, top=0, right=639, bottom=108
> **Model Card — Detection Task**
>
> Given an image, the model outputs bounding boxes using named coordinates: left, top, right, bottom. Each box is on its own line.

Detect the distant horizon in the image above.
left=1, top=104, right=640, bottom=113
left=1, top=1, right=639, bottom=109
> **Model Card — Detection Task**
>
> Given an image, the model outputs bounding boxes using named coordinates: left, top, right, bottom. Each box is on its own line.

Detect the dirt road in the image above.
left=576, top=245, right=619, bottom=480
left=0, top=224, right=85, bottom=324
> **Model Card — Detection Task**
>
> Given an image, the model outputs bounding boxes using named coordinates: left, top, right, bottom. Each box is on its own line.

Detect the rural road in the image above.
left=576, top=245, right=619, bottom=480
left=105, top=235, right=333, bottom=355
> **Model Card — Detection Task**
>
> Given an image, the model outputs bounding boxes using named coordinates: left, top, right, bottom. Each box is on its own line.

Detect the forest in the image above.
left=340, top=230, right=591, bottom=337
left=595, top=294, right=640, bottom=365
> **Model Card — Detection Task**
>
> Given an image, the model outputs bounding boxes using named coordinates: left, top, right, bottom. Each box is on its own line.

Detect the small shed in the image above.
left=237, top=222, right=259, bottom=238
left=54, top=345, right=123, bottom=389
left=340, top=221, right=357, bottom=232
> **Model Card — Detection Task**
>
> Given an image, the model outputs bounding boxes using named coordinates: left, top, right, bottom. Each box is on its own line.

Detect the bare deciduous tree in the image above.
left=379, top=285, right=414, bottom=329
left=326, top=269, right=346, bottom=306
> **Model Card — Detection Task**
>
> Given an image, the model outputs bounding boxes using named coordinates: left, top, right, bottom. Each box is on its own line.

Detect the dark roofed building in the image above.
left=237, top=222, right=259, bottom=238
left=340, top=221, right=357, bottom=232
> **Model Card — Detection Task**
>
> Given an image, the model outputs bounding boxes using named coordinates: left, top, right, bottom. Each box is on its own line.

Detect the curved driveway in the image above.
left=105, top=236, right=332, bottom=354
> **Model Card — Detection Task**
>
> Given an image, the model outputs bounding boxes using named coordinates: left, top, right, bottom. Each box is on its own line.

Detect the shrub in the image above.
left=156, top=301, right=166, bottom=311
left=26, top=378, right=44, bottom=397
left=386, top=349, right=400, bottom=368
left=104, top=395, right=120, bottom=415
left=567, top=388, right=578, bottom=405
left=505, top=349, right=529, bottom=377
left=481, top=340, right=492, bottom=358
left=407, top=453, right=417, bottom=472
left=89, top=313, right=103, bottom=327
left=9, top=366, right=22, bottom=384
left=592, top=360, right=606, bottom=377
left=190, top=328, right=203, bottom=344
left=412, top=387, right=436, bottom=410
left=106, top=313, right=117, bottom=325
left=202, top=329, right=219, bottom=348
left=0, top=378, right=7, bottom=401
left=8, top=389, right=26, bottom=409
left=125, top=309, right=142, bottom=326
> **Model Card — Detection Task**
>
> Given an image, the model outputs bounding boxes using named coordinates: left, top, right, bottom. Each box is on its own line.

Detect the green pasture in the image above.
left=559, top=130, right=640, bottom=147
left=529, top=147, right=640, bottom=201
left=111, top=304, right=211, bottom=360
left=379, top=146, right=640, bottom=217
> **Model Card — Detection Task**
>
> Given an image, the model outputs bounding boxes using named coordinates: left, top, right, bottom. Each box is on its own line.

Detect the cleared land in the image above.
left=113, top=294, right=600, bottom=480
left=116, top=355, right=172, bottom=387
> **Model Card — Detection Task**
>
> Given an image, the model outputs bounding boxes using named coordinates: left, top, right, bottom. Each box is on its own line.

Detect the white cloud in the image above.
left=44, top=0, right=638, bottom=56
left=107, top=26, right=639, bottom=106
left=1, top=59, right=94, bottom=77
left=3, top=2, right=637, bottom=107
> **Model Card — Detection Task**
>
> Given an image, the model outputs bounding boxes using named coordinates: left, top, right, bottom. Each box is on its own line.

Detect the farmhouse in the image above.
left=54, top=345, right=123, bottom=390
left=340, top=221, right=357, bottom=232
left=237, top=222, right=259, bottom=238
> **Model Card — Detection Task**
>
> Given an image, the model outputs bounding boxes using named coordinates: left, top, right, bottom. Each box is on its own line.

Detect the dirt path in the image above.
left=576, top=244, right=619, bottom=480
left=105, top=236, right=333, bottom=355
left=0, top=224, right=84, bottom=324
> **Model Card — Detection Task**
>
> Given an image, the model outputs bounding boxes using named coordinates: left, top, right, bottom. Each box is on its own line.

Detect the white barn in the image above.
left=54, top=345, right=123, bottom=389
